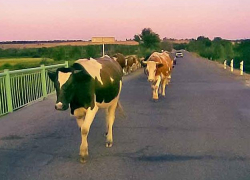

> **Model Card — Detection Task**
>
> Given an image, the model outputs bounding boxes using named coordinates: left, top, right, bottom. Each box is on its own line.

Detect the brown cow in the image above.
left=112, top=53, right=126, bottom=74
left=143, top=52, right=173, bottom=100
left=125, top=55, right=140, bottom=74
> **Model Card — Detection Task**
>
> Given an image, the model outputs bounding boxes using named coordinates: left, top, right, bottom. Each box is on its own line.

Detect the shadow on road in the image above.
left=136, top=153, right=248, bottom=162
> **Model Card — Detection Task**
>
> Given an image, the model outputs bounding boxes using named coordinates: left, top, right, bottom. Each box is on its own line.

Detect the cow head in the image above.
left=48, top=67, right=89, bottom=111
left=112, top=53, right=122, bottom=62
left=143, top=61, right=163, bottom=82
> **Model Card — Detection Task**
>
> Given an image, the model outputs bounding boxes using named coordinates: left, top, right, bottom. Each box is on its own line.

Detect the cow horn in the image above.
left=142, top=61, right=148, bottom=64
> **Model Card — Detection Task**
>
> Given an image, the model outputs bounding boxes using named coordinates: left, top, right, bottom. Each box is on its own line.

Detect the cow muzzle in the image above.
left=55, top=102, right=69, bottom=111
left=148, top=79, right=154, bottom=82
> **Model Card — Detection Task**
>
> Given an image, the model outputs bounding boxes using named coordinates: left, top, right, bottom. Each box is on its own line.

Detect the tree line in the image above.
left=0, top=28, right=172, bottom=62
left=0, top=45, right=139, bottom=61
left=174, top=36, right=250, bottom=72
left=1, top=28, right=249, bottom=72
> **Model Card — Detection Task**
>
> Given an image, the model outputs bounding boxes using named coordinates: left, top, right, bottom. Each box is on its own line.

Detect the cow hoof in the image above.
left=152, top=99, right=158, bottom=102
left=106, top=142, right=113, bottom=148
left=79, top=155, right=88, bottom=163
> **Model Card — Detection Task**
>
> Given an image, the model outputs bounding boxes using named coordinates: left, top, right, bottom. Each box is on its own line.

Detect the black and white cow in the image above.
left=48, top=56, right=123, bottom=163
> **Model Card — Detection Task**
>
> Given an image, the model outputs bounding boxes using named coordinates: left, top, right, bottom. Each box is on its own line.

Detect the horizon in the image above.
left=1, top=0, right=250, bottom=41
left=0, top=37, right=249, bottom=43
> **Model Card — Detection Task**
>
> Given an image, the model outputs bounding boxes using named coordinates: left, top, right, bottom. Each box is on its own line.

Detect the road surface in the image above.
left=1, top=52, right=250, bottom=180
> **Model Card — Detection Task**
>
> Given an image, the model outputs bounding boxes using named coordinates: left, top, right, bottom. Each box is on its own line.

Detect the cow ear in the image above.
left=48, top=71, right=56, bottom=82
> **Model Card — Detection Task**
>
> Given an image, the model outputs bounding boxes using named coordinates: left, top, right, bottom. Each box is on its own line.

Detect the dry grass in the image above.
left=0, top=40, right=139, bottom=49
left=169, top=39, right=190, bottom=44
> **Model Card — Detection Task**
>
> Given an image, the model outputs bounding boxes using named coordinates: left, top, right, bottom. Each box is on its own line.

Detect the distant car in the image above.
left=175, top=51, right=183, bottom=58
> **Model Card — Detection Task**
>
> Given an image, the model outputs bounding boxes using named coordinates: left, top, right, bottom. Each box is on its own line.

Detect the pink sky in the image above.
left=1, top=0, right=250, bottom=41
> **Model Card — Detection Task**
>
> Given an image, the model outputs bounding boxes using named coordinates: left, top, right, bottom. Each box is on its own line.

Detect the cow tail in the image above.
left=117, top=101, right=126, bottom=118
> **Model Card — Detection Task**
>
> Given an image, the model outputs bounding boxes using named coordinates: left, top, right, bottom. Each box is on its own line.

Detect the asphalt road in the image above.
left=1, top=52, right=250, bottom=180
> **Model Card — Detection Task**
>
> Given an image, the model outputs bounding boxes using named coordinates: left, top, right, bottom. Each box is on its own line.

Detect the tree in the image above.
left=133, top=34, right=141, bottom=43
left=197, top=36, right=212, bottom=47
left=135, top=28, right=161, bottom=49
left=160, top=40, right=173, bottom=52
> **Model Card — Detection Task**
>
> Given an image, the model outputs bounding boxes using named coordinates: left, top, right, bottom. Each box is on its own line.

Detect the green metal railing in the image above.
left=0, top=61, right=68, bottom=116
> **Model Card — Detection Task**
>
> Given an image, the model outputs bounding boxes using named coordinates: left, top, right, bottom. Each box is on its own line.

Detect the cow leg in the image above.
left=126, top=66, right=130, bottom=74
left=74, top=108, right=87, bottom=130
left=105, top=100, right=118, bottom=147
left=168, top=74, right=171, bottom=83
left=122, top=68, right=126, bottom=75
left=161, top=78, right=167, bottom=97
left=158, top=83, right=162, bottom=95
left=79, top=106, right=99, bottom=163
left=152, top=76, right=161, bottom=100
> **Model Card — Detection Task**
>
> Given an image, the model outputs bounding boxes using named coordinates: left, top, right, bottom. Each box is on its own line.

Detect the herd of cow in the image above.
left=112, top=53, right=142, bottom=75
left=48, top=51, right=175, bottom=163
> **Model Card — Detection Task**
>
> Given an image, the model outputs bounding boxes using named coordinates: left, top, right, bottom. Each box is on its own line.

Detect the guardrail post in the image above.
left=240, top=61, right=244, bottom=75
left=230, top=59, right=234, bottom=72
left=4, top=69, right=13, bottom=113
left=224, top=60, right=227, bottom=69
left=65, top=61, right=69, bottom=68
left=41, top=64, right=47, bottom=98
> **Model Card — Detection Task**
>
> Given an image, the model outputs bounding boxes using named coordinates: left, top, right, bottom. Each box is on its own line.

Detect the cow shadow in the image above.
left=136, top=153, right=248, bottom=162
left=149, top=95, right=166, bottom=103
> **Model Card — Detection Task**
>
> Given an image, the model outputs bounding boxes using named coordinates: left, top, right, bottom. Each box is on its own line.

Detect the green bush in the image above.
left=173, top=43, right=188, bottom=50
left=39, top=58, right=50, bottom=65
left=187, top=37, right=250, bottom=72
left=14, top=63, right=33, bottom=70
left=85, top=45, right=102, bottom=58
left=160, top=41, right=173, bottom=52
left=105, top=45, right=139, bottom=56
left=1, top=63, right=12, bottom=70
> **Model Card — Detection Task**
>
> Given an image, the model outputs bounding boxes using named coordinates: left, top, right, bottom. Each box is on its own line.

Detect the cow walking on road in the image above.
left=112, top=53, right=126, bottom=74
left=125, top=55, right=140, bottom=74
left=143, top=52, right=173, bottom=100
left=48, top=56, right=123, bottom=163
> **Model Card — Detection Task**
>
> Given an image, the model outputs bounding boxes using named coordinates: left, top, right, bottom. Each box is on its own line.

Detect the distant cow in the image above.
left=125, top=55, right=140, bottom=74
left=112, top=53, right=126, bottom=74
left=48, top=56, right=123, bottom=163
left=143, top=52, right=173, bottom=100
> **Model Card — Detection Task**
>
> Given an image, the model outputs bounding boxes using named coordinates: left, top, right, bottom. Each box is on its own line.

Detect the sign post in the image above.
left=102, top=43, right=105, bottom=57
left=91, top=37, right=115, bottom=57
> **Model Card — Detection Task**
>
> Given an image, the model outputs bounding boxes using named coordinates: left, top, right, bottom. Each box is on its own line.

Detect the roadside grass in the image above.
left=0, top=58, right=72, bottom=72
left=0, top=58, right=53, bottom=66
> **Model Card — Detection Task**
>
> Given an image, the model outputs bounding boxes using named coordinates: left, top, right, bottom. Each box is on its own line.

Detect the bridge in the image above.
left=1, top=52, right=250, bottom=180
